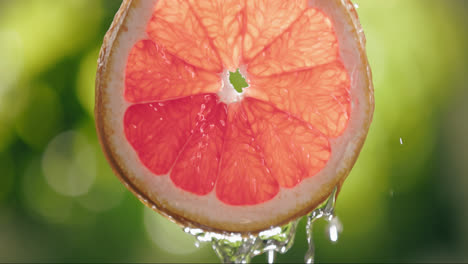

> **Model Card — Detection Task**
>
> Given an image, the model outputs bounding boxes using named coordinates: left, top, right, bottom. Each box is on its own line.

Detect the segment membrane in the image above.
left=247, top=62, right=351, bottom=137
left=242, top=98, right=330, bottom=188
left=216, top=98, right=331, bottom=205
left=124, top=94, right=218, bottom=175
left=125, top=40, right=221, bottom=103
left=243, top=0, right=307, bottom=61
left=147, top=0, right=222, bottom=72
left=248, top=8, right=339, bottom=77
left=216, top=102, right=279, bottom=205
left=188, top=0, right=245, bottom=70
left=171, top=102, right=227, bottom=195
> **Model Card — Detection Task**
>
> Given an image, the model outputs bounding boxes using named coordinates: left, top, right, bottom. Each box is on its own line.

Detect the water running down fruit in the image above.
left=95, top=0, right=373, bottom=234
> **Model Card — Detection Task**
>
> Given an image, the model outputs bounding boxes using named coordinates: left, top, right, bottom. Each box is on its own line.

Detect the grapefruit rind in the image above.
left=95, top=0, right=374, bottom=233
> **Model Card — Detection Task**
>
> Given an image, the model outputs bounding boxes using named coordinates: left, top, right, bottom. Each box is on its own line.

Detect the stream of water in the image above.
left=184, top=187, right=341, bottom=263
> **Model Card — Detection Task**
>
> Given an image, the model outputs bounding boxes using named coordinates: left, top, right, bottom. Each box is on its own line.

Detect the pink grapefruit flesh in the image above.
left=96, top=0, right=374, bottom=233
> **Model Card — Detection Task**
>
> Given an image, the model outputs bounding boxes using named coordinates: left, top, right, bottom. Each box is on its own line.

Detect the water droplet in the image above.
left=158, top=102, right=165, bottom=106
left=194, top=240, right=201, bottom=248
left=399, top=137, right=403, bottom=145
left=328, top=224, right=338, bottom=242
left=267, top=250, right=275, bottom=264
left=184, top=65, right=196, bottom=78
left=327, top=216, right=342, bottom=243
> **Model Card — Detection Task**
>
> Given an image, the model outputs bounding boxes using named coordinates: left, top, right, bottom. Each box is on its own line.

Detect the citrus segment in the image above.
left=241, top=98, right=331, bottom=188
left=125, top=40, right=221, bottom=103
left=171, top=101, right=227, bottom=195
left=216, top=102, right=279, bottom=205
left=248, top=8, right=339, bottom=77
left=243, top=0, right=307, bottom=61
left=247, top=62, right=350, bottom=137
left=187, top=0, right=244, bottom=70
left=123, top=94, right=217, bottom=175
left=147, top=0, right=222, bottom=72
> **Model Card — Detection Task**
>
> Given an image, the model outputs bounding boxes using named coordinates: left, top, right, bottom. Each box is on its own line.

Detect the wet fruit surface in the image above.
left=122, top=0, right=351, bottom=205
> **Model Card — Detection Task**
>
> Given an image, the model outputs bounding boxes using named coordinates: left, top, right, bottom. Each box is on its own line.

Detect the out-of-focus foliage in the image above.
left=0, top=0, right=467, bottom=262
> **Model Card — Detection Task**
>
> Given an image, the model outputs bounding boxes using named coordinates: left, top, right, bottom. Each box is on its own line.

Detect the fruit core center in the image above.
left=218, top=68, right=249, bottom=104
left=229, top=69, right=248, bottom=93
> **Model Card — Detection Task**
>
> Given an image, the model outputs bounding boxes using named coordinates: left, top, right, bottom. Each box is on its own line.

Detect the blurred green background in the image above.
left=1, top=0, right=467, bottom=262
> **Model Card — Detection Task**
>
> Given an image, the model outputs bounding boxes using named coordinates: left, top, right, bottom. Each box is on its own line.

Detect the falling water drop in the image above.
left=328, top=222, right=338, bottom=242
left=267, top=250, right=276, bottom=264
left=327, top=216, right=342, bottom=243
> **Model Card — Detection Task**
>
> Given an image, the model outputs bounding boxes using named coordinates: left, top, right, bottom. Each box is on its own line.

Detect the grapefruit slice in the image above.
left=95, top=0, right=374, bottom=233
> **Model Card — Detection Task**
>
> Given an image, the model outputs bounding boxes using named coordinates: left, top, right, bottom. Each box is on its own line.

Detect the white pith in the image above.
left=98, top=0, right=372, bottom=231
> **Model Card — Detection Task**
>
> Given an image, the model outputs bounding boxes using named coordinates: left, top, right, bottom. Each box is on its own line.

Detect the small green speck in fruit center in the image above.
left=229, top=69, right=248, bottom=93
